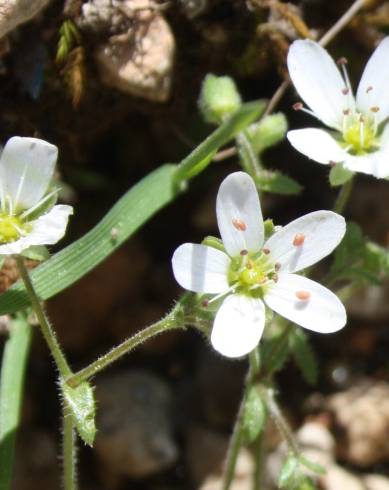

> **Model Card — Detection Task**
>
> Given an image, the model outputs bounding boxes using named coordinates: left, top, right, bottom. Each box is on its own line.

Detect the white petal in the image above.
left=264, top=274, right=346, bottom=333
left=0, top=205, right=73, bottom=255
left=343, top=124, right=389, bottom=178
left=172, top=243, right=230, bottom=294
left=0, top=137, right=58, bottom=212
left=264, top=211, right=346, bottom=273
left=287, top=40, right=348, bottom=129
left=287, top=129, right=346, bottom=164
left=216, top=172, right=264, bottom=257
left=211, top=294, right=265, bottom=358
left=356, top=37, right=389, bottom=125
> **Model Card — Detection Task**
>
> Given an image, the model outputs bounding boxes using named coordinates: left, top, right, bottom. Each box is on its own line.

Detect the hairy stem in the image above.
left=15, top=256, right=71, bottom=378
left=333, top=178, right=354, bottom=214
left=66, top=305, right=184, bottom=387
left=0, top=315, right=32, bottom=490
left=63, top=405, right=77, bottom=490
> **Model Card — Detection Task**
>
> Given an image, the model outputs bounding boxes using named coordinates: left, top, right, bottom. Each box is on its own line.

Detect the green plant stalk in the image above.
left=63, top=405, right=77, bottom=490
left=15, top=256, right=71, bottom=378
left=252, top=429, right=265, bottom=490
left=236, top=131, right=262, bottom=176
left=66, top=306, right=184, bottom=387
left=333, top=178, right=354, bottom=214
left=0, top=315, right=32, bottom=490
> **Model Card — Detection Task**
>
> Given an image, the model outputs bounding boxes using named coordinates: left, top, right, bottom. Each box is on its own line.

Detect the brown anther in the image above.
left=329, top=160, right=337, bottom=168
left=232, top=218, right=247, bottom=231
left=341, top=88, right=349, bottom=95
left=273, top=273, right=279, bottom=283
left=359, top=114, right=365, bottom=123
left=202, top=299, right=209, bottom=307
left=293, top=102, right=303, bottom=111
left=295, top=290, right=310, bottom=301
left=337, top=57, right=348, bottom=65
left=240, top=249, right=248, bottom=256
left=343, top=108, right=350, bottom=115
left=263, top=248, right=270, bottom=255
left=293, top=233, right=305, bottom=246
left=366, top=86, right=373, bottom=93
left=370, top=106, right=380, bottom=113
left=275, top=262, right=281, bottom=271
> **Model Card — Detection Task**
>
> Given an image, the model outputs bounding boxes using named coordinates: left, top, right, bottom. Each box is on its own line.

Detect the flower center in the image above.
left=342, top=112, right=378, bottom=154
left=228, top=251, right=278, bottom=297
left=0, top=214, right=28, bottom=243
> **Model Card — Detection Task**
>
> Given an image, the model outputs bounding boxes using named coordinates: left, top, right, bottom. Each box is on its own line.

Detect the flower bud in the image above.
left=246, top=113, right=288, bottom=154
left=198, top=74, right=242, bottom=125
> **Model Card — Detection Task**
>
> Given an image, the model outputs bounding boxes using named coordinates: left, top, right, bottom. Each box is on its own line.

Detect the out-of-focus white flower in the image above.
left=287, top=38, right=389, bottom=178
left=0, top=136, right=73, bottom=255
left=172, top=172, right=346, bottom=358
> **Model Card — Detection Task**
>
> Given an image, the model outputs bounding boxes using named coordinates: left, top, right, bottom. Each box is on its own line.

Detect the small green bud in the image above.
left=242, top=385, right=267, bottom=443
left=198, top=74, right=242, bottom=125
left=329, top=163, right=353, bottom=186
left=62, top=381, right=96, bottom=446
left=246, top=113, right=288, bottom=154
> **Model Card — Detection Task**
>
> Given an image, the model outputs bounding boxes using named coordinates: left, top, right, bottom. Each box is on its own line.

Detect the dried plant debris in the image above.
left=0, top=0, right=51, bottom=39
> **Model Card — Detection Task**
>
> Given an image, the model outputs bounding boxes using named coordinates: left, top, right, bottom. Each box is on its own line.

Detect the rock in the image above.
left=363, top=474, right=389, bottom=490
left=327, top=379, right=389, bottom=466
left=322, top=465, right=365, bottom=490
left=0, top=0, right=50, bottom=39
left=95, top=369, right=178, bottom=489
left=79, top=0, right=175, bottom=102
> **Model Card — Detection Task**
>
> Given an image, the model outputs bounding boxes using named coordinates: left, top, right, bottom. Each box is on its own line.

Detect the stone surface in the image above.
left=0, top=0, right=50, bottom=39
left=80, top=0, right=175, bottom=101
left=327, top=379, right=389, bottom=466
left=95, top=369, right=178, bottom=488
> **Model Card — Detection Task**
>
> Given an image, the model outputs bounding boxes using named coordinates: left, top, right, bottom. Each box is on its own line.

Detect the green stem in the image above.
left=63, top=405, right=77, bottom=490
left=0, top=314, right=32, bottom=490
left=333, top=178, right=354, bottom=214
left=237, top=132, right=262, bottom=176
left=222, top=374, right=249, bottom=490
left=252, top=429, right=265, bottom=490
left=265, top=387, right=300, bottom=457
left=66, top=306, right=184, bottom=387
left=15, top=256, right=71, bottom=378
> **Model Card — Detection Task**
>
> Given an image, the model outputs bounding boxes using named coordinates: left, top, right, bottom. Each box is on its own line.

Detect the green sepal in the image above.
left=278, top=454, right=299, bottom=488
left=329, top=164, right=353, bottom=187
left=62, top=381, right=96, bottom=447
left=242, top=385, right=267, bottom=443
left=264, top=219, right=275, bottom=240
left=198, top=74, right=242, bottom=125
left=289, top=328, right=318, bottom=386
left=255, top=171, right=302, bottom=195
left=245, top=113, right=288, bottom=154
left=299, top=455, right=325, bottom=475
left=201, top=236, right=225, bottom=252
left=21, top=246, right=50, bottom=262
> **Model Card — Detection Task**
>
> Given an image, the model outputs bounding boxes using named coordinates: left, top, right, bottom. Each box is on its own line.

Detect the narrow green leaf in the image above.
left=289, top=328, right=318, bottom=385
left=0, top=164, right=177, bottom=314
left=174, top=101, right=266, bottom=182
left=242, top=385, right=267, bottom=443
left=254, top=170, right=302, bottom=195
left=62, top=381, right=96, bottom=447
left=0, top=314, right=32, bottom=490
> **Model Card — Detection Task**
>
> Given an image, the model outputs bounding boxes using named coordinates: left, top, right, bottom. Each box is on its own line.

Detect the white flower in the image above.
left=172, top=172, right=346, bottom=358
left=287, top=37, right=389, bottom=178
left=0, top=136, right=73, bottom=255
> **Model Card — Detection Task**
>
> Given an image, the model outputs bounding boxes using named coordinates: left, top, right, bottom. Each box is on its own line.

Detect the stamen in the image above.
left=273, top=273, right=279, bottom=283
left=20, top=188, right=59, bottom=220
left=263, top=248, right=270, bottom=255
left=370, top=106, right=380, bottom=113
left=275, top=262, right=281, bottom=271
left=293, top=233, right=305, bottom=246
left=208, top=286, right=236, bottom=305
left=232, top=218, right=247, bottom=231
left=202, top=299, right=209, bottom=307
left=366, top=86, right=373, bottom=94
left=240, top=249, right=248, bottom=256
left=293, top=102, right=303, bottom=111
left=341, top=88, right=349, bottom=95
left=343, top=109, right=351, bottom=115
left=359, top=116, right=365, bottom=148
left=295, top=290, right=311, bottom=301
left=292, top=103, right=319, bottom=120
left=329, top=160, right=337, bottom=168
left=6, top=195, right=13, bottom=216
left=337, top=57, right=353, bottom=102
